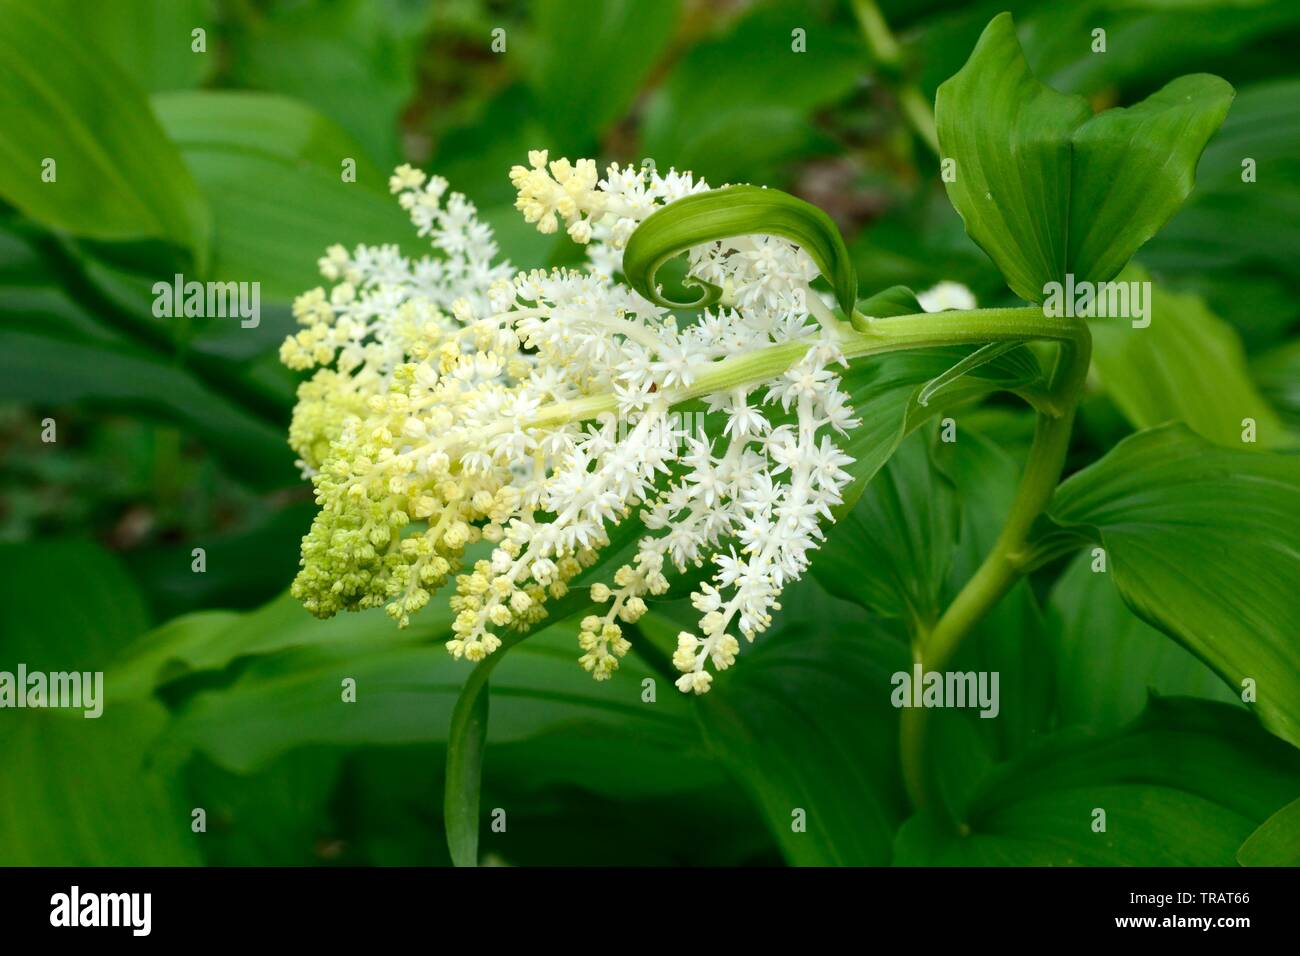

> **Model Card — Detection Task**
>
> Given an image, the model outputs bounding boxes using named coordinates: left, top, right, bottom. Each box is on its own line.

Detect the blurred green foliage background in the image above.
left=1, top=0, right=1297, bottom=866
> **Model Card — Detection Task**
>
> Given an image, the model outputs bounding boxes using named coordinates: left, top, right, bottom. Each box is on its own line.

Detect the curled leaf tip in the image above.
left=623, top=184, right=858, bottom=316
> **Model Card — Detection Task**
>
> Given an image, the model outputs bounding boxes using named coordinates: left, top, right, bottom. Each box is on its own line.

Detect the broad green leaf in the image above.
left=162, top=617, right=698, bottom=773
left=122, top=503, right=315, bottom=620
left=109, top=585, right=458, bottom=699
left=78, top=0, right=215, bottom=92
left=1139, top=78, right=1300, bottom=348
left=935, top=12, right=1089, bottom=302
left=1088, top=267, right=1292, bottom=448
left=1237, top=796, right=1300, bottom=867
left=936, top=12, right=1232, bottom=302
left=1067, top=75, right=1234, bottom=285
left=0, top=325, right=294, bottom=489
left=623, top=185, right=858, bottom=315
left=426, top=86, right=559, bottom=209
left=226, top=0, right=432, bottom=168
left=1048, top=553, right=1239, bottom=733
left=641, top=3, right=863, bottom=184
left=856, top=284, right=924, bottom=318
left=0, top=539, right=200, bottom=865
left=527, top=0, right=680, bottom=154
left=896, top=698, right=1300, bottom=866
left=152, top=91, right=433, bottom=305
left=1045, top=424, right=1300, bottom=747
left=688, top=578, right=911, bottom=865
left=0, top=702, right=202, bottom=865
left=833, top=343, right=1044, bottom=513
left=816, top=427, right=958, bottom=631
left=1022, top=0, right=1300, bottom=98
left=1253, top=339, right=1300, bottom=434
left=184, top=750, right=344, bottom=866
left=0, top=539, right=148, bottom=670
left=0, top=0, right=208, bottom=263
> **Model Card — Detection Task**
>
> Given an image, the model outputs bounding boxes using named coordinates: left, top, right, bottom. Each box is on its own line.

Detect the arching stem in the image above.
left=898, top=317, right=1092, bottom=820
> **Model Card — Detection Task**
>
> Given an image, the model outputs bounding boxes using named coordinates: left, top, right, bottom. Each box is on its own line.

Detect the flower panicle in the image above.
left=282, top=151, right=859, bottom=692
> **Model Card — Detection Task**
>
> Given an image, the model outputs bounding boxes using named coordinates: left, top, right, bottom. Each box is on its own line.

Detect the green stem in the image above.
left=897, top=85, right=940, bottom=155
left=852, top=0, right=901, bottom=66
left=851, top=0, right=940, bottom=155
left=444, top=630, right=526, bottom=867
left=531, top=307, right=1080, bottom=431
left=899, top=316, right=1091, bottom=820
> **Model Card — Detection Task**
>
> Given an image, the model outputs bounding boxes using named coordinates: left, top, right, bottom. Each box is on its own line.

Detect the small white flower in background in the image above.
left=283, top=156, right=859, bottom=692
left=916, top=280, right=977, bottom=313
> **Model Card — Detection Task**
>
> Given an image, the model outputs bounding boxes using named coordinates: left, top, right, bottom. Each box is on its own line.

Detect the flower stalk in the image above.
left=526, top=306, right=1083, bottom=434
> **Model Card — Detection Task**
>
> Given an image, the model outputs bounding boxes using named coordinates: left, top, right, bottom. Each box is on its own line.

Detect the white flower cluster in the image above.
left=284, top=154, right=859, bottom=693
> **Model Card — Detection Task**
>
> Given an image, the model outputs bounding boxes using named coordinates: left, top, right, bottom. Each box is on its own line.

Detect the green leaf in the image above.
left=161, top=615, right=697, bottom=773
left=856, top=284, right=923, bottom=318
left=0, top=539, right=200, bottom=865
left=0, top=325, right=294, bottom=489
left=1066, top=75, right=1234, bottom=285
left=0, top=702, right=202, bottom=865
left=1142, top=78, right=1300, bottom=284
left=1021, top=0, right=1300, bottom=99
left=152, top=90, right=430, bottom=305
left=226, top=0, right=432, bottom=168
left=0, top=539, right=148, bottom=670
left=1237, top=796, right=1300, bottom=867
left=1045, top=424, right=1300, bottom=747
left=640, top=3, right=863, bottom=184
left=833, top=343, right=1044, bottom=513
left=122, top=503, right=316, bottom=620
left=1088, top=266, right=1292, bottom=448
left=1252, top=338, right=1300, bottom=435
left=691, top=578, right=911, bottom=865
left=77, top=0, right=215, bottom=93
left=816, top=427, right=958, bottom=631
left=528, top=0, right=680, bottom=154
left=0, top=0, right=209, bottom=264
left=935, top=12, right=1232, bottom=302
left=1048, top=553, right=1239, bottom=734
left=109, top=586, right=456, bottom=699
left=896, top=698, right=1300, bottom=866
left=623, top=185, right=858, bottom=315
left=184, top=750, right=344, bottom=866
